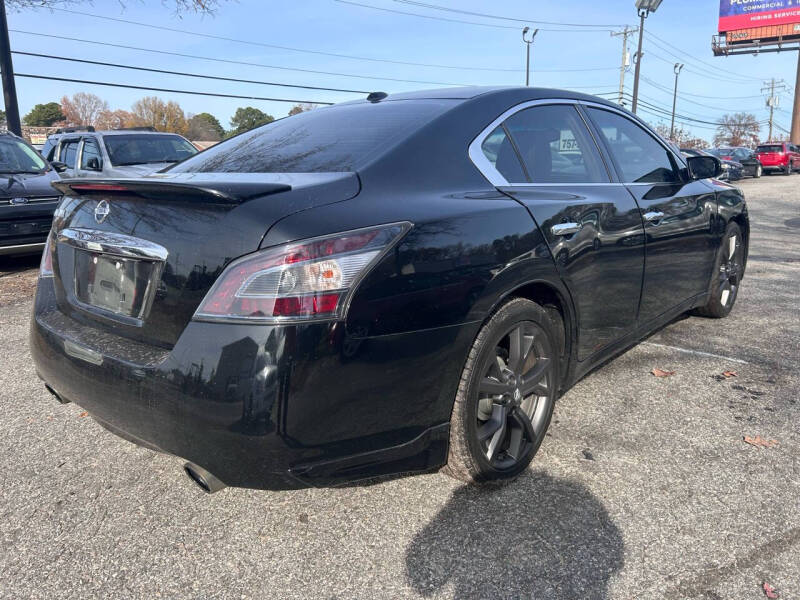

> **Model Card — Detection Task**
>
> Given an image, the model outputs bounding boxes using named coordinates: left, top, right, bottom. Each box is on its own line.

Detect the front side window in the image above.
left=61, top=140, right=79, bottom=169
left=104, top=134, right=197, bottom=166
left=587, top=108, right=681, bottom=184
left=0, top=136, right=46, bottom=173
left=501, top=104, right=608, bottom=184
left=80, top=139, right=102, bottom=170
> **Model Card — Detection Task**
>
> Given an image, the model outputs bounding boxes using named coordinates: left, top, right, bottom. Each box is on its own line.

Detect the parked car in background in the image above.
left=755, top=142, right=800, bottom=175
left=31, top=87, right=748, bottom=492
left=0, top=131, right=64, bottom=256
left=681, top=148, right=742, bottom=181
left=42, top=126, right=197, bottom=179
left=708, top=147, right=762, bottom=178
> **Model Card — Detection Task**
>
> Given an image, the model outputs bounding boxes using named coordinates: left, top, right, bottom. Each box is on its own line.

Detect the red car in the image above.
left=755, top=142, right=800, bottom=175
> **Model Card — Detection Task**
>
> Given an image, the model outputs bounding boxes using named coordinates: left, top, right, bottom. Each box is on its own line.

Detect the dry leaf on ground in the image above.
left=763, top=581, right=779, bottom=598
left=78, top=411, right=88, bottom=418
left=722, top=370, right=737, bottom=378
left=744, top=435, right=778, bottom=449
left=651, top=368, right=676, bottom=378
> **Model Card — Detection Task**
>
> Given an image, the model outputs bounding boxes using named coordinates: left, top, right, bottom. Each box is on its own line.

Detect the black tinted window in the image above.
left=588, top=108, right=680, bottom=184
left=80, top=139, right=102, bottom=169
left=61, top=140, right=79, bottom=168
left=480, top=125, right=527, bottom=183
left=170, top=100, right=455, bottom=173
left=502, top=105, right=608, bottom=183
left=756, top=145, right=783, bottom=153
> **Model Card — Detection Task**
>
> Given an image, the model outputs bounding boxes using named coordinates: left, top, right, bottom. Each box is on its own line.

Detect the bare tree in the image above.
left=95, top=109, right=135, bottom=130
left=288, top=103, right=320, bottom=117
left=653, top=123, right=707, bottom=150
left=5, top=1, right=227, bottom=13
left=130, top=96, right=187, bottom=134
left=60, top=92, right=109, bottom=127
left=714, top=113, right=761, bottom=148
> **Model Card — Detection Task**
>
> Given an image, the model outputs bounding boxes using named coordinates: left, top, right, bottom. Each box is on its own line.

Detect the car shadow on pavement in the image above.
left=405, top=471, right=624, bottom=599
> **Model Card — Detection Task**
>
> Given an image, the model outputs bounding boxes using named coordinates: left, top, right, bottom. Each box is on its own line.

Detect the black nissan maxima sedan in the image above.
left=31, top=87, right=748, bottom=492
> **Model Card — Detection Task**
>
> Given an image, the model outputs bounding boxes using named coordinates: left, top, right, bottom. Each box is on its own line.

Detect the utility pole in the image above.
left=762, top=78, right=787, bottom=142
left=670, top=63, right=684, bottom=140
left=0, top=0, right=21, bottom=136
left=522, top=27, right=539, bottom=87
left=611, top=26, right=637, bottom=107
left=792, top=53, right=800, bottom=144
left=631, top=10, right=647, bottom=114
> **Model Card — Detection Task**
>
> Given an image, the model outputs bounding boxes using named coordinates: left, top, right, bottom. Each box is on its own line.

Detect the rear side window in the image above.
left=169, top=100, right=455, bottom=173
left=480, top=126, right=527, bottom=183
left=501, top=104, right=608, bottom=184
left=587, top=108, right=680, bottom=184
left=61, top=140, right=79, bottom=168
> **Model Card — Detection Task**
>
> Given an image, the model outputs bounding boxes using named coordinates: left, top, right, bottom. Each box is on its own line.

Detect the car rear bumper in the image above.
left=30, top=279, right=474, bottom=489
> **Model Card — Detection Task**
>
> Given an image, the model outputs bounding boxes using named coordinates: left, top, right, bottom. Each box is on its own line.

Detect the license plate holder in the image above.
left=73, top=250, right=158, bottom=320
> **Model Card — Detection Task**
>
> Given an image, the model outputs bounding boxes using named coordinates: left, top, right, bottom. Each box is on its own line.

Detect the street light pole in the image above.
left=670, top=63, right=684, bottom=140
left=631, top=0, right=663, bottom=114
left=522, top=27, right=539, bottom=87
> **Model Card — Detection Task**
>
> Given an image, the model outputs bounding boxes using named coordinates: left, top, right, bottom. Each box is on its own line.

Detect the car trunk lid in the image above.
left=49, top=172, right=359, bottom=348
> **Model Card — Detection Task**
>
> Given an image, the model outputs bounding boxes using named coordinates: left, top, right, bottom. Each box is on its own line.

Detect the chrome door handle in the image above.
left=643, top=211, right=665, bottom=223
left=551, top=222, right=582, bottom=236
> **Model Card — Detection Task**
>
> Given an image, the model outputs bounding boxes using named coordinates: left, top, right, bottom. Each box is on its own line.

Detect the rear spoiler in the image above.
left=51, top=178, right=292, bottom=204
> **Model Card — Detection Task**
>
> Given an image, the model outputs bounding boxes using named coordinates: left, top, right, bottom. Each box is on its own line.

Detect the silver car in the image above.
left=42, top=127, right=198, bottom=178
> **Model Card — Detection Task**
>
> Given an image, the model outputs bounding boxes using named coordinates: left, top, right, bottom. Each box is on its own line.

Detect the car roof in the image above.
left=48, top=129, right=185, bottom=139
left=339, top=86, right=620, bottom=107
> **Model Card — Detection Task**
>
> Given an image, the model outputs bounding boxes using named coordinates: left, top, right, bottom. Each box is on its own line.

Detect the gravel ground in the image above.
left=0, top=176, right=798, bottom=599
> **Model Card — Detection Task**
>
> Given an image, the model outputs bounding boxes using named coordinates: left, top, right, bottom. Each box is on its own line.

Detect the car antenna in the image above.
left=367, top=91, right=388, bottom=103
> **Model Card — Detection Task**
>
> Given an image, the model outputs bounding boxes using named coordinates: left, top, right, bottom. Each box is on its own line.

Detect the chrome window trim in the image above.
left=468, top=98, right=686, bottom=187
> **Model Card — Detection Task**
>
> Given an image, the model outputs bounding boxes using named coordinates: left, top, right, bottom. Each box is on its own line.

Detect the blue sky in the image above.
left=6, top=0, right=798, bottom=141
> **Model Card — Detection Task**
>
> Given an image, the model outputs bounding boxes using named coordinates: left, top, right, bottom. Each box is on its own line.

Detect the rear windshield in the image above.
left=756, top=145, right=783, bottom=153
left=104, top=134, right=197, bottom=166
left=169, top=100, right=456, bottom=174
left=0, top=136, right=46, bottom=173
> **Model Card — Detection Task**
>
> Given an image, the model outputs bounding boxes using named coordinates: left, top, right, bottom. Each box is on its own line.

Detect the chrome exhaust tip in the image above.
left=184, top=462, right=226, bottom=494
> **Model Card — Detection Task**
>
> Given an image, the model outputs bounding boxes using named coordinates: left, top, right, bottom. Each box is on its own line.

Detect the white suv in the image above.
left=42, top=127, right=198, bottom=179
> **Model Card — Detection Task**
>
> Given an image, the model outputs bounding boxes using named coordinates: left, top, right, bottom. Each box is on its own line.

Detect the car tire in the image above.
left=785, top=162, right=793, bottom=175
left=444, top=297, right=559, bottom=486
left=693, top=222, right=744, bottom=319
left=754, top=164, right=762, bottom=178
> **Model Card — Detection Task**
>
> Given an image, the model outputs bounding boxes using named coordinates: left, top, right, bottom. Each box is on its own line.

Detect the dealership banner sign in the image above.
left=719, top=0, right=800, bottom=33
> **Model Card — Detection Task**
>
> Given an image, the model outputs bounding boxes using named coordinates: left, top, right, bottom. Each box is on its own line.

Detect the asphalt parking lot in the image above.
left=0, top=175, right=798, bottom=600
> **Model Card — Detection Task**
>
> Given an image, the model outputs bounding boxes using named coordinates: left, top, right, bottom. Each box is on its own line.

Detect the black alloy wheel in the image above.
left=694, top=222, right=744, bottom=318
left=445, top=298, right=559, bottom=484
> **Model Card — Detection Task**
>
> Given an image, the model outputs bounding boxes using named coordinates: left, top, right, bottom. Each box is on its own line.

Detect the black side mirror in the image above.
left=50, top=161, right=68, bottom=173
left=86, top=157, right=102, bottom=171
left=686, top=155, right=722, bottom=180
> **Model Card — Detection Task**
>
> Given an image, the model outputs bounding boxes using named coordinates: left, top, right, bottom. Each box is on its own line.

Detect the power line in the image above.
left=49, top=6, right=549, bottom=72
left=335, top=0, right=518, bottom=30
left=14, top=73, right=335, bottom=104
left=10, top=29, right=468, bottom=87
left=337, top=0, right=617, bottom=32
left=647, top=30, right=764, bottom=83
left=12, top=50, right=370, bottom=94
left=392, top=0, right=628, bottom=28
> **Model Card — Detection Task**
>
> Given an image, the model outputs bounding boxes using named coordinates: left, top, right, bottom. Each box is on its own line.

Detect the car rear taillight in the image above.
left=39, top=232, right=54, bottom=278
left=193, top=222, right=411, bottom=323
